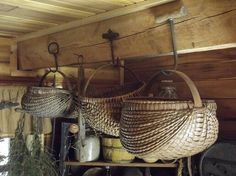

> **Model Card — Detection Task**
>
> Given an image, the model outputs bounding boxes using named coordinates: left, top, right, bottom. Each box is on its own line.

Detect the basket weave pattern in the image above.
left=81, top=63, right=145, bottom=136
left=22, top=87, right=73, bottom=118
left=21, top=70, right=73, bottom=118
left=120, top=70, right=219, bottom=160
left=81, top=82, right=145, bottom=136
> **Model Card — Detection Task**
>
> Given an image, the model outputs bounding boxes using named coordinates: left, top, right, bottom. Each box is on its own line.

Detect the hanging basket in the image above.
left=120, top=70, right=219, bottom=161
left=21, top=70, right=73, bottom=118
left=80, top=63, right=146, bottom=137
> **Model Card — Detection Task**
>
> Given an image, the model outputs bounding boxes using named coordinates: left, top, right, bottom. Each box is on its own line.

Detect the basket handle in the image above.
left=166, top=70, right=202, bottom=107
left=83, top=63, right=141, bottom=96
left=146, top=70, right=202, bottom=107
left=39, top=70, right=72, bottom=91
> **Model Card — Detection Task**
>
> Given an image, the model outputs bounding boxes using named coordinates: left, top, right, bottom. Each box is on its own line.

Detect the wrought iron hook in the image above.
left=168, top=18, right=178, bottom=70
left=74, top=54, right=85, bottom=95
left=161, top=18, right=178, bottom=76
left=48, top=42, right=60, bottom=72
left=102, top=29, right=119, bottom=66
left=74, top=54, right=84, bottom=65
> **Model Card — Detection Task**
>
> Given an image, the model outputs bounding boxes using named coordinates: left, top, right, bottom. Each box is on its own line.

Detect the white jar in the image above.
left=75, top=135, right=100, bottom=162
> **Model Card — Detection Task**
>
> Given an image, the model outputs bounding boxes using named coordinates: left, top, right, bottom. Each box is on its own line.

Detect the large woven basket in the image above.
left=81, top=63, right=146, bottom=137
left=120, top=70, right=219, bottom=161
left=21, top=70, right=73, bottom=118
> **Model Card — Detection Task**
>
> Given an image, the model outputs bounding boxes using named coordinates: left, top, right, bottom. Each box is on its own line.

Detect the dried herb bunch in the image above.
left=8, top=114, right=58, bottom=176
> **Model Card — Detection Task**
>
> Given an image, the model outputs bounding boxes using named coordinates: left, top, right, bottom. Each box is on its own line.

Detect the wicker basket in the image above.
left=81, top=63, right=146, bottom=137
left=21, top=70, right=73, bottom=118
left=120, top=70, right=219, bottom=160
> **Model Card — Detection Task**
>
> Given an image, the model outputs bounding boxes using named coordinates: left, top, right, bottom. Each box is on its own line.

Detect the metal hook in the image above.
left=48, top=42, right=60, bottom=72
left=74, top=54, right=84, bottom=66
left=74, top=54, right=85, bottom=95
left=161, top=18, right=178, bottom=76
left=102, top=29, right=119, bottom=66
left=168, top=18, right=178, bottom=70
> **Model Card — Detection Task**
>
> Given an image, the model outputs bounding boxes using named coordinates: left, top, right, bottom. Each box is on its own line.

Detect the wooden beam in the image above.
left=38, top=0, right=106, bottom=13
left=65, top=161, right=177, bottom=168
left=0, top=30, right=24, bottom=38
left=0, top=15, right=58, bottom=27
left=0, top=21, right=46, bottom=32
left=0, top=0, right=95, bottom=18
left=16, top=0, right=175, bottom=41
left=0, top=75, right=40, bottom=85
left=0, top=9, right=73, bottom=25
left=0, top=23, right=35, bottom=32
left=120, top=43, right=236, bottom=63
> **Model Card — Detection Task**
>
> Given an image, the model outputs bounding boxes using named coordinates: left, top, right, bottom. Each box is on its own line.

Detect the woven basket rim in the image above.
left=81, top=82, right=146, bottom=103
left=28, top=86, right=71, bottom=94
left=123, top=98, right=216, bottom=104
left=29, top=86, right=70, bottom=90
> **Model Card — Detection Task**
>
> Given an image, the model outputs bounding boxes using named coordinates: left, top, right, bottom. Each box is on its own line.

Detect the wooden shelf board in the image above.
left=64, top=161, right=177, bottom=168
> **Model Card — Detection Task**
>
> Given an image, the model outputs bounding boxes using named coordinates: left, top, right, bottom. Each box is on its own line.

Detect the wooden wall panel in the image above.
left=18, top=0, right=236, bottom=70
left=0, top=37, right=12, bottom=63
left=219, top=120, right=236, bottom=140
left=0, top=37, right=11, bottom=77
left=0, top=45, right=10, bottom=62
left=126, top=48, right=236, bottom=81
left=148, top=80, right=236, bottom=99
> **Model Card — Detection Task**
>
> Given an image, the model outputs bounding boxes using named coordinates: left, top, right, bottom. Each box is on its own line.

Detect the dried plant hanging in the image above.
left=8, top=114, right=58, bottom=176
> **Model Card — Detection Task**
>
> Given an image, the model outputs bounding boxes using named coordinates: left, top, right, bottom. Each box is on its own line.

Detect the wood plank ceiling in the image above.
left=0, top=0, right=149, bottom=38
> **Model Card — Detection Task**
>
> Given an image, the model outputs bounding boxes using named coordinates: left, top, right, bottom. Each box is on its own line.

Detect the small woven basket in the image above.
left=21, top=70, right=73, bottom=118
left=81, top=63, right=146, bottom=137
left=120, top=70, right=219, bottom=160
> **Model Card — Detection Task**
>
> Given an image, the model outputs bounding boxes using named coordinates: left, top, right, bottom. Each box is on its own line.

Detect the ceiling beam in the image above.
left=0, top=23, right=36, bottom=32
left=0, top=15, right=58, bottom=27
left=34, top=0, right=106, bottom=13
left=16, top=0, right=175, bottom=42
left=0, top=31, right=24, bottom=38
left=0, top=0, right=95, bottom=18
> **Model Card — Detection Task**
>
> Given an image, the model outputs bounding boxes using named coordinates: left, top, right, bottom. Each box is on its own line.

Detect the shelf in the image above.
left=64, top=161, right=177, bottom=168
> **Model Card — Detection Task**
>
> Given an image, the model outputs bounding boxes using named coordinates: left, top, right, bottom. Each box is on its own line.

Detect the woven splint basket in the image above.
left=21, top=70, right=73, bottom=118
left=120, top=70, right=219, bottom=161
left=81, top=64, right=145, bottom=136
